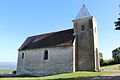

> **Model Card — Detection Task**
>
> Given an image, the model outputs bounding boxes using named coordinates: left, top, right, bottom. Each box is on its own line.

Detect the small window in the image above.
left=44, top=50, right=48, bottom=60
left=96, top=48, right=98, bottom=54
left=22, top=53, right=24, bottom=59
left=81, top=25, right=85, bottom=31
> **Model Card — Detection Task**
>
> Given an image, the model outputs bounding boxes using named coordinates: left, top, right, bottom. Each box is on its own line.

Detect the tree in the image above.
left=99, top=52, right=104, bottom=66
left=114, top=5, right=120, bottom=30
left=112, top=47, right=120, bottom=62
left=115, top=18, right=120, bottom=30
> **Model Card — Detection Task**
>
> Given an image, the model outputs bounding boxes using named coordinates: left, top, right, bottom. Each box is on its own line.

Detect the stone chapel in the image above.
left=16, top=4, right=100, bottom=76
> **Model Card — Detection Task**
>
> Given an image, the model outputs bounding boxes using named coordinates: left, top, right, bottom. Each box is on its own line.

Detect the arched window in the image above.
left=22, top=53, right=24, bottom=59
left=44, top=50, right=48, bottom=60
left=96, top=48, right=98, bottom=54
left=81, top=25, right=85, bottom=31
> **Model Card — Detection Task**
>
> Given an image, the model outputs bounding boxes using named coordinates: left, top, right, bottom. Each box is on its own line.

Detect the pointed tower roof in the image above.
left=75, top=4, right=91, bottom=20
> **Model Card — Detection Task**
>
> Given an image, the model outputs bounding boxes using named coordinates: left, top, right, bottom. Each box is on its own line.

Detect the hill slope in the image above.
left=101, top=64, right=120, bottom=70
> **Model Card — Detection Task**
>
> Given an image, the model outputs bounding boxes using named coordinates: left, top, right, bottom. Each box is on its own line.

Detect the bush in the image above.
left=12, top=71, right=16, bottom=74
left=100, top=59, right=104, bottom=66
left=101, top=59, right=116, bottom=66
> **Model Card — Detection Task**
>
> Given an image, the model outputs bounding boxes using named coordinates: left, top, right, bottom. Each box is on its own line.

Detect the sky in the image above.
left=0, top=0, right=119, bottom=62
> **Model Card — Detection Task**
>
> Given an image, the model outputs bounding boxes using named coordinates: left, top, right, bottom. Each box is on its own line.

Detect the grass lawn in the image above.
left=0, top=71, right=119, bottom=80
left=0, top=64, right=120, bottom=80
left=101, top=64, right=120, bottom=70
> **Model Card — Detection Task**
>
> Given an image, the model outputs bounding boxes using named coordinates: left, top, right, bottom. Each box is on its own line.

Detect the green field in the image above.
left=0, top=65, right=120, bottom=80
left=0, top=68, right=14, bottom=74
left=101, top=64, right=120, bottom=70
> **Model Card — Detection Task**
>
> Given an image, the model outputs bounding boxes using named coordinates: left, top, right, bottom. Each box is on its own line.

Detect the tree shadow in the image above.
left=46, top=76, right=120, bottom=80
left=50, top=77, right=93, bottom=80
left=1, top=75, right=120, bottom=80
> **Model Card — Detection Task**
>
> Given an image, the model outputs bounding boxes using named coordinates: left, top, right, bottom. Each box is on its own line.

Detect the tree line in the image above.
left=100, top=47, right=120, bottom=66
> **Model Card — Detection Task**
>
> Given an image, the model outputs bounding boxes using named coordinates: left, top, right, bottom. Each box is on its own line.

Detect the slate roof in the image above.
left=18, top=29, right=74, bottom=51
left=75, top=4, right=91, bottom=20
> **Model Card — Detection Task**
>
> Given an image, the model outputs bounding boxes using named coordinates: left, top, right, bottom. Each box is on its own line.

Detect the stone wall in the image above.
left=16, top=46, right=74, bottom=76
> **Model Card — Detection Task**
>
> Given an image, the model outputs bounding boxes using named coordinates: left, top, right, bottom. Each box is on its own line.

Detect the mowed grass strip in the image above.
left=0, top=71, right=119, bottom=80
left=101, top=64, right=120, bottom=70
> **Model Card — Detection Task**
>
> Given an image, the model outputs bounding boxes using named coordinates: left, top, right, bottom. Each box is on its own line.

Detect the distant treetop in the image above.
left=114, top=5, right=120, bottom=30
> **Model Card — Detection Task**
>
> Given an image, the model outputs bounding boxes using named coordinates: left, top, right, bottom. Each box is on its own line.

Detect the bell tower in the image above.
left=73, top=4, right=100, bottom=71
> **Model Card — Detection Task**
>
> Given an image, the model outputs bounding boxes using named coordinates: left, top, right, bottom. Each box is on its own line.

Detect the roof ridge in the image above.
left=28, top=28, right=73, bottom=38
